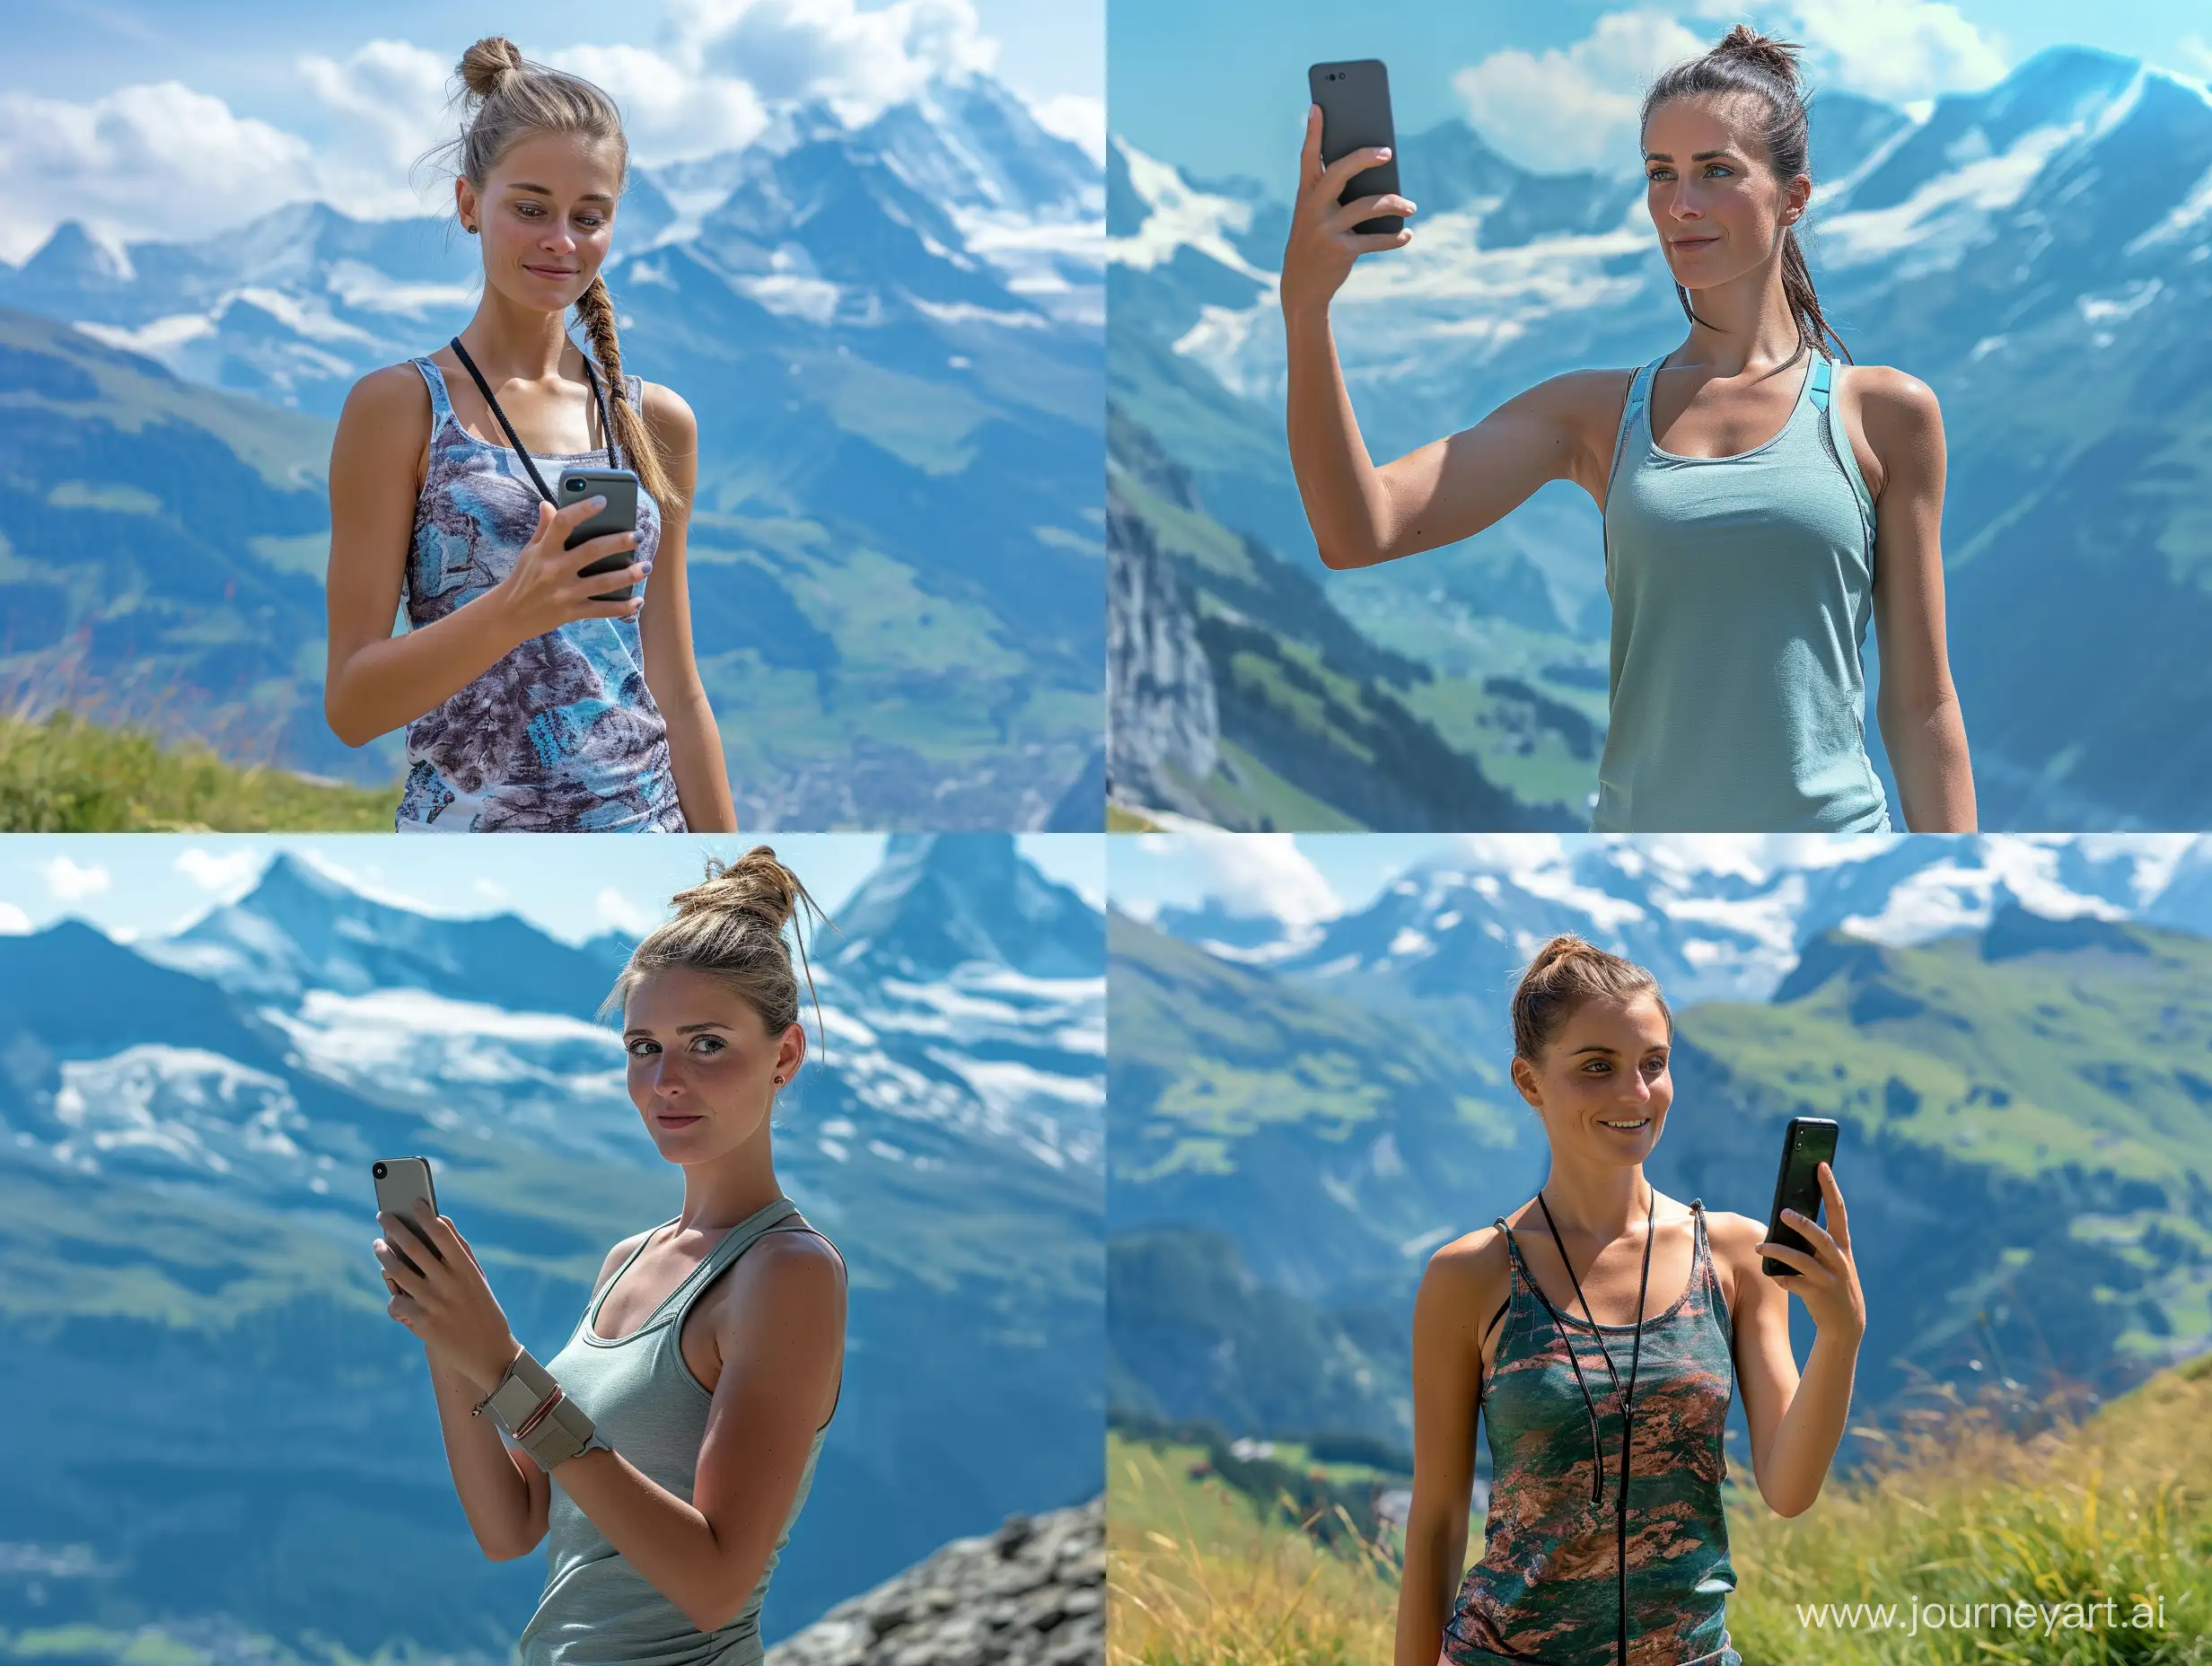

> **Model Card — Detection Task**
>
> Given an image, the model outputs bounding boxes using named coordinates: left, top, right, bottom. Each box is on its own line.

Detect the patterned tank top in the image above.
left=1444, top=1198, right=1741, bottom=1666
left=396, top=355, right=685, bottom=833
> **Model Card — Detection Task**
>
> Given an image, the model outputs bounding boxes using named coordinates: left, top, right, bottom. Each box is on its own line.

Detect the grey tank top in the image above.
left=397, top=355, right=685, bottom=834
left=518, top=1197, right=836, bottom=1666
left=1595, top=352, right=1892, bottom=834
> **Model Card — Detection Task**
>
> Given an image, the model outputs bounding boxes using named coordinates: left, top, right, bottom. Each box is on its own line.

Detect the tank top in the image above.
left=396, top=355, right=685, bottom=833
left=1444, top=1198, right=1740, bottom=1666
left=1595, top=351, right=1892, bottom=834
left=517, top=1197, right=838, bottom=1666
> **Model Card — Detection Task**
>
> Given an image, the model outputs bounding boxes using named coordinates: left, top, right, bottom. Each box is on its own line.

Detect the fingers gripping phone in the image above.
left=372, top=1156, right=443, bottom=1279
left=1763, top=1117, right=1839, bottom=1277
left=555, top=467, right=640, bottom=603
left=1309, top=59, right=1402, bottom=235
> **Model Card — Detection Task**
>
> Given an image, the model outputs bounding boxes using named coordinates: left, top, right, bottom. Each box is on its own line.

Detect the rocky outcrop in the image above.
left=766, top=1499, right=1103, bottom=1666
left=1107, top=497, right=1219, bottom=816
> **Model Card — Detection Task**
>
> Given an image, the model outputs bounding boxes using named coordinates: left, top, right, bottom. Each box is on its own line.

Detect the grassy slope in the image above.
left=1108, top=1352, right=2212, bottom=1666
left=0, top=712, right=393, bottom=831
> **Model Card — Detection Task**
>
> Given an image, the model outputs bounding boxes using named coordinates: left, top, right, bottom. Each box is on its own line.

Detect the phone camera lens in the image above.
left=566, top=478, right=583, bottom=492
left=373, top=1162, right=386, bottom=1177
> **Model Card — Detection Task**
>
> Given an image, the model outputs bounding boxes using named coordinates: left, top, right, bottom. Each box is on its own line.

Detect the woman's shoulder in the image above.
left=339, top=360, right=436, bottom=424
left=1422, top=1220, right=1514, bottom=1302
left=636, top=379, right=697, bottom=442
left=1837, top=361, right=1942, bottom=426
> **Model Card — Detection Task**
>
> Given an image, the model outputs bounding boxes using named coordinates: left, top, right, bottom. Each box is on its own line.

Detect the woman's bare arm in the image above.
left=410, top=1231, right=638, bottom=1561
left=1716, top=1171, right=1867, bottom=1517
left=1278, top=108, right=1620, bottom=571
left=635, top=384, right=736, bottom=830
left=1396, top=1233, right=1498, bottom=1666
left=1852, top=366, right=1975, bottom=830
left=523, top=1231, right=847, bottom=1632
left=322, top=366, right=649, bottom=749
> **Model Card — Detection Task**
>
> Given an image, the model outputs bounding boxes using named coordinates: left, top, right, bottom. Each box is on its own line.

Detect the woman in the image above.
left=326, top=36, right=734, bottom=832
left=1398, top=936, right=1865, bottom=1666
left=1284, top=28, right=1975, bottom=834
left=373, top=846, right=846, bottom=1662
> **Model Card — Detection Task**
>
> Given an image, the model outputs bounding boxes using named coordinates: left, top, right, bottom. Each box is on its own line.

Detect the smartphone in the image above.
left=372, top=1156, right=443, bottom=1278
left=1762, top=1118, right=1839, bottom=1278
left=1309, top=59, right=1402, bottom=235
left=555, top=467, right=640, bottom=602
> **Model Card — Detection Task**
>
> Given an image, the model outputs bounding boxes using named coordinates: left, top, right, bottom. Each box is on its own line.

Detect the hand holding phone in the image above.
left=1308, top=60, right=1405, bottom=235
left=1286, top=62, right=1418, bottom=317
left=1762, top=1118, right=1839, bottom=1277
left=372, top=1156, right=443, bottom=1281
left=556, top=467, right=642, bottom=602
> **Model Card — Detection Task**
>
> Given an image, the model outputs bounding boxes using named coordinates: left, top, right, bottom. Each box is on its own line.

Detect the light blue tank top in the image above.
left=518, top=1197, right=837, bottom=1666
left=1595, top=351, right=1892, bottom=834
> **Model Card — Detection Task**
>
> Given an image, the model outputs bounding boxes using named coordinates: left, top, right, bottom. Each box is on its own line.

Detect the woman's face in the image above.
left=621, top=967, right=803, bottom=1163
left=1513, top=992, right=1672, bottom=1158
left=1641, top=93, right=1808, bottom=296
left=456, top=130, right=623, bottom=314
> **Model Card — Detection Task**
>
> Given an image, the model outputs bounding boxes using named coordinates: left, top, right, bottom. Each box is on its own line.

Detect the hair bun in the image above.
left=1711, top=24, right=1803, bottom=86
left=458, top=36, right=528, bottom=101
left=1526, top=934, right=1599, bottom=976
left=669, top=846, right=805, bottom=937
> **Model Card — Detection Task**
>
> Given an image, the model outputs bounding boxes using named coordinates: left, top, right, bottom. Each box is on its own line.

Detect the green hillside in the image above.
left=1105, top=1354, right=2212, bottom=1666
left=1108, top=406, right=1584, bottom=829
left=0, top=711, right=392, bottom=830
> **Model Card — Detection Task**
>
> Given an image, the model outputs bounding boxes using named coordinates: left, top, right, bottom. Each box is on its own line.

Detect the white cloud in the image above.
left=1031, top=93, right=1105, bottom=166
left=0, top=902, right=31, bottom=935
left=175, top=848, right=263, bottom=891
left=669, top=0, right=997, bottom=118
left=549, top=44, right=771, bottom=162
left=1453, top=12, right=1708, bottom=171
left=0, top=81, right=314, bottom=262
left=1172, top=832, right=1340, bottom=928
left=298, top=38, right=454, bottom=211
left=597, top=887, right=659, bottom=936
left=2, top=3, right=1016, bottom=259
left=1763, top=0, right=2007, bottom=106
left=44, top=857, right=111, bottom=902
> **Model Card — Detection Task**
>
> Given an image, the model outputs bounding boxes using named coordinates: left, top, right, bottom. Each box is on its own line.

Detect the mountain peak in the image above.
left=834, top=836, right=1100, bottom=979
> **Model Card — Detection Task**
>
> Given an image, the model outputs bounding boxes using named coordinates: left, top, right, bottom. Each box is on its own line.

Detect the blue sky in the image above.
left=0, top=834, right=1105, bottom=943
left=1110, top=0, right=2212, bottom=186
left=1, top=0, right=1102, bottom=262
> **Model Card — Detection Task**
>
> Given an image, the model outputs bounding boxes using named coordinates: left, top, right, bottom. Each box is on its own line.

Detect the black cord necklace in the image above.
left=1532, top=1184, right=1658, bottom=1666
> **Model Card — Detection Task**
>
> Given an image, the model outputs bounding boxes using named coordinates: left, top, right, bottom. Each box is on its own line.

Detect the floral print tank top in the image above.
left=396, top=355, right=684, bottom=833
left=1444, top=1198, right=1742, bottom=1666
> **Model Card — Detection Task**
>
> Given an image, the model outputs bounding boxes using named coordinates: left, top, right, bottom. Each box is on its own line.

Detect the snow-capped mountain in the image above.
left=1151, top=833, right=2201, bottom=1017
left=1109, top=47, right=2212, bottom=829
left=0, top=835, right=1102, bottom=1658
left=6, top=76, right=1100, bottom=411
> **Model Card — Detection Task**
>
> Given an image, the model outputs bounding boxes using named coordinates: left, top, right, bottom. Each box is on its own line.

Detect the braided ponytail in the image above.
left=1642, top=25, right=1851, bottom=364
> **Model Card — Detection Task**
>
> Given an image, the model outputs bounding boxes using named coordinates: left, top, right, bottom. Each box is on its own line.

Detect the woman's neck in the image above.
left=673, top=1128, right=786, bottom=1235
left=457, top=287, right=575, bottom=382
left=1675, top=257, right=1807, bottom=377
left=1534, top=1163, right=1658, bottom=1241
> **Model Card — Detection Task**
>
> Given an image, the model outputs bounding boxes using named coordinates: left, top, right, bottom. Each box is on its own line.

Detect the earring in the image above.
left=772, top=1075, right=785, bottom=1086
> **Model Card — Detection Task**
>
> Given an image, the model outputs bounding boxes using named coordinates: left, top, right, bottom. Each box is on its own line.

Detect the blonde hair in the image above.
left=434, top=36, right=678, bottom=509
left=602, top=846, right=829, bottom=1047
left=1510, top=934, right=1672, bottom=1062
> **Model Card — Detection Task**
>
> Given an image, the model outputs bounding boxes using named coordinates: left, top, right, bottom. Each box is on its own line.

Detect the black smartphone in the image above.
left=1762, top=1117, right=1839, bottom=1278
left=1309, top=59, right=1402, bottom=235
left=555, top=467, right=640, bottom=602
left=372, top=1156, right=443, bottom=1278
